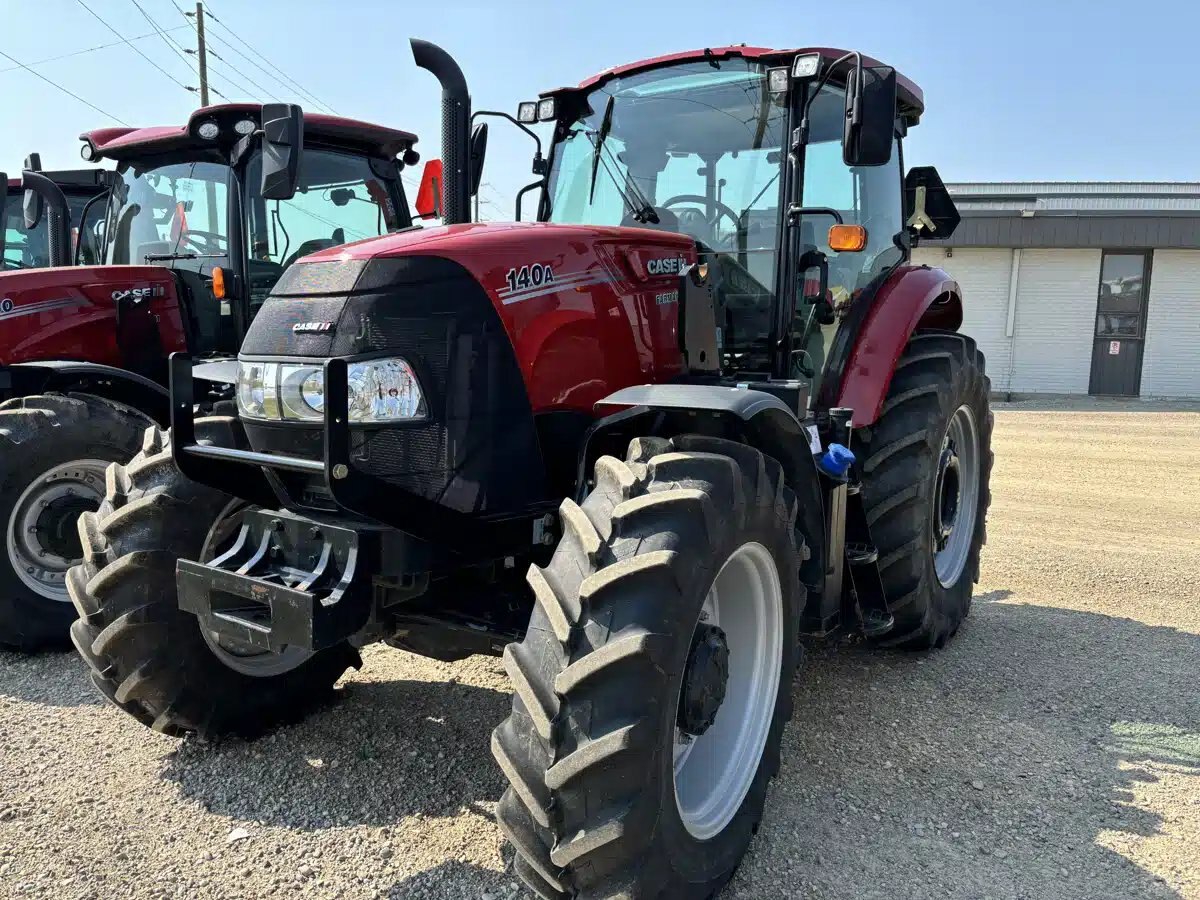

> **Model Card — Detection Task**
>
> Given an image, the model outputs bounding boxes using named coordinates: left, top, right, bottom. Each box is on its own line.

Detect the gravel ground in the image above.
left=1, top=400, right=1197, bottom=900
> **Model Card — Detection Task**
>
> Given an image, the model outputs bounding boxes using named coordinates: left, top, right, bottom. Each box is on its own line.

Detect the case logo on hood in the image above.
left=646, top=257, right=686, bottom=276
left=292, top=321, right=335, bottom=334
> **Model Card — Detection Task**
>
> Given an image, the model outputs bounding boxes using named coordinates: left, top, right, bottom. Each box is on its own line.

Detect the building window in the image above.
left=1095, top=251, right=1151, bottom=338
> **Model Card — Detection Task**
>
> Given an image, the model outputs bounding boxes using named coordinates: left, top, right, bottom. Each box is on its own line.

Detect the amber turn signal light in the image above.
left=211, top=266, right=226, bottom=299
left=828, top=224, right=868, bottom=253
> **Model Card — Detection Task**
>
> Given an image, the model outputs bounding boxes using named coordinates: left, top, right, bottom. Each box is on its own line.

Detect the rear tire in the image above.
left=859, top=330, right=993, bottom=650
left=0, top=393, right=150, bottom=652
left=66, top=418, right=360, bottom=737
left=494, top=435, right=803, bottom=899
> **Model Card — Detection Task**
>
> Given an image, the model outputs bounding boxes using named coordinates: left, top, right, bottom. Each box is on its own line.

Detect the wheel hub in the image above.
left=677, top=624, right=730, bottom=736
left=932, top=406, right=981, bottom=588
left=934, top=444, right=961, bottom=550
left=6, top=459, right=109, bottom=602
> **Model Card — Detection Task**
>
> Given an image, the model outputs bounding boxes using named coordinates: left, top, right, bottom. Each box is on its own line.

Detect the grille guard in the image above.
left=169, top=353, right=554, bottom=558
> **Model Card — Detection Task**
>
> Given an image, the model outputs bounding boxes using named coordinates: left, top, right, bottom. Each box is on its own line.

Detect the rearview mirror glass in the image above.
left=23, top=180, right=43, bottom=231
left=415, top=159, right=443, bottom=219
left=260, top=103, right=304, bottom=201
left=469, top=122, right=489, bottom=198
left=843, top=65, right=896, bottom=167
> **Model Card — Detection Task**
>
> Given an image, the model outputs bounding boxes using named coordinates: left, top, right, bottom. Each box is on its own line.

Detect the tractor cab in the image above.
left=506, top=47, right=958, bottom=398
left=78, top=104, right=419, bottom=355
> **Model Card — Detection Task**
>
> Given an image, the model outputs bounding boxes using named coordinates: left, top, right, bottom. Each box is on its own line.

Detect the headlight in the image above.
left=237, top=357, right=426, bottom=423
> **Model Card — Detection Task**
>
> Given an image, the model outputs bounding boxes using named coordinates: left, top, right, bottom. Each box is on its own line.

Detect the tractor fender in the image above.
left=584, top=383, right=826, bottom=599
left=825, top=265, right=962, bottom=427
left=0, top=361, right=169, bottom=424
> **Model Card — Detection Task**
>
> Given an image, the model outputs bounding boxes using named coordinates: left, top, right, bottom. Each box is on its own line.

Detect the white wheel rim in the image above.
left=6, top=459, right=109, bottom=602
left=673, top=541, right=783, bottom=840
left=933, top=405, right=980, bottom=588
left=196, top=500, right=315, bottom=677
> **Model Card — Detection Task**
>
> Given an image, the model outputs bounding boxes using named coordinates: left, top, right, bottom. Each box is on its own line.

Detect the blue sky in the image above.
left=3, top=0, right=1197, bottom=219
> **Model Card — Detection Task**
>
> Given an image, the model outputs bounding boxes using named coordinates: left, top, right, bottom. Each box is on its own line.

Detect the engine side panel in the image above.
left=0, top=265, right=186, bottom=368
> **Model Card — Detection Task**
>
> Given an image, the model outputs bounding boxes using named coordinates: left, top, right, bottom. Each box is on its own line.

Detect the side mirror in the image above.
left=904, top=166, right=961, bottom=240
left=415, top=159, right=444, bottom=219
left=0, top=172, right=7, bottom=256
left=260, top=103, right=304, bottom=201
left=468, top=122, right=489, bottom=198
left=843, top=65, right=896, bottom=167
left=22, top=152, right=43, bottom=230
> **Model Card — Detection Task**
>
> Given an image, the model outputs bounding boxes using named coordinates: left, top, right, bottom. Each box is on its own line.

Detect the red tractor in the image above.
left=69, top=40, right=991, bottom=900
left=0, top=105, right=419, bottom=650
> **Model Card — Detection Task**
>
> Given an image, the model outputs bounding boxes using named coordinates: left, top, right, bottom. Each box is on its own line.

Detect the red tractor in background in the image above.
left=69, top=39, right=990, bottom=900
left=2, top=156, right=110, bottom=269
left=0, top=105, right=420, bottom=650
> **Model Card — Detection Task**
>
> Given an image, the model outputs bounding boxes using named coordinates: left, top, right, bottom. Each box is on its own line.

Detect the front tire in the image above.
left=0, top=394, right=150, bottom=651
left=66, top=418, right=360, bottom=737
left=859, top=330, right=993, bottom=649
left=494, top=436, right=803, bottom=899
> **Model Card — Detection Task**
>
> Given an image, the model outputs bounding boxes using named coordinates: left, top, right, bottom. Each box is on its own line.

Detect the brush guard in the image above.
left=169, top=353, right=555, bottom=651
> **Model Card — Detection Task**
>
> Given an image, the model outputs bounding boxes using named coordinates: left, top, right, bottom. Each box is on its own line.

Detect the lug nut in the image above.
left=332, top=464, right=349, bottom=480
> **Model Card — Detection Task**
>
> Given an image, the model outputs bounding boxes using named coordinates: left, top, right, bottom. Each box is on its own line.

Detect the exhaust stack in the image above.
left=20, top=171, right=71, bottom=268
left=410, top=38, right=471, bottom=226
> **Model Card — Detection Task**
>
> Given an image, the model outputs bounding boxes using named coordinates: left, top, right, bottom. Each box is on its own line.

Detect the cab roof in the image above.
left=80, top=104, right=418, bottom=162
left=548, top=45, right=924, bottom=119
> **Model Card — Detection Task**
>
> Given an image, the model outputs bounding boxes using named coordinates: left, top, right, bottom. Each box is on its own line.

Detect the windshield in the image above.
left=3, top=192, right=96, bottom=270
left=104, top=159, right=230, bottom=268
left=244, top=149, right=404, bottom=307
left=546, top=60, right=785, bottom=292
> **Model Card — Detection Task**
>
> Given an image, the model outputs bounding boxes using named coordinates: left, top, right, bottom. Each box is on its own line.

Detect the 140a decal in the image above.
left=504, top=264, right=554, bottom=293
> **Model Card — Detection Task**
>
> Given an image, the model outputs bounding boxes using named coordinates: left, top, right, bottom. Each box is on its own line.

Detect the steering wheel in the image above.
left=180, top=229, right=228, bottom=256
left=661, top=194, right=742, bottom=244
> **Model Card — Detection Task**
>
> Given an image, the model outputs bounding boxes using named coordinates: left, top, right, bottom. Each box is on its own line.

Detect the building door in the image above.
left=1089, top=251, right=1151, bottom=396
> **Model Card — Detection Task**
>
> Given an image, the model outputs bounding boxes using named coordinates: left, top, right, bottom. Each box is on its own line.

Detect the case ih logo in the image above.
left=292, top=321, right=335, bottom=334
left=646, top=257, right=686, bottom=276
left=111, top=286, right=162, bottom=303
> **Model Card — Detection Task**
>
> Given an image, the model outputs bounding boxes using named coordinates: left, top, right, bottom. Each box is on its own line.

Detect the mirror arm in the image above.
left=515, top=179, right=544, bottom=222
left=472, top=110, right=546, bottom=174
left=794, top=51, right=861, bottom=147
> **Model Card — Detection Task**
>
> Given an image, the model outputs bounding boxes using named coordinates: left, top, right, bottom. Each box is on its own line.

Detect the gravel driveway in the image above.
left=1, top=400, right=1197, bottom=899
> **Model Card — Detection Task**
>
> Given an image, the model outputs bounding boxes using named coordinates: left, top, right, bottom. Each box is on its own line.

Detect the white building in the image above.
left=911, top=182, right=1200, bottom=399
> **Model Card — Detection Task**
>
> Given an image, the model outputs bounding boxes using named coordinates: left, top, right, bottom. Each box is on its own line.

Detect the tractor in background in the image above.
left=69, top=39, right=989, bottom=900
left=0, top=105, right=419, bottom=650
left=2, top=157, right=110, bottom=269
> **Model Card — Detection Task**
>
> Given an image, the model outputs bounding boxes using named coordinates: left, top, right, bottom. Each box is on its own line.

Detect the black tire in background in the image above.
left=858, top=330, right=993, bottom=650
left=0, top=393, right=150, bottom=652
left=493, top=435, right=803, bottom=900
left=67, top=418, right=360, bottom=737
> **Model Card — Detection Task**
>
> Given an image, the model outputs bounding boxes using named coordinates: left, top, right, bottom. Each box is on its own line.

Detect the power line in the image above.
left=127, top=0, right=200, bottom=77
left=205, top=39, right=281, bottom=101
left=0, top=26, right=191, bottom=75
left=0, top=47, right=129, bottom=125
left=199, top=2, right=338, bottom=113
left=73, top=0, right=193, bottom=94
left=202, top=55, right=255, bottom=99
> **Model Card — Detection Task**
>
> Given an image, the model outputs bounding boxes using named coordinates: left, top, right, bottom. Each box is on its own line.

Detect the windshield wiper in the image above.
left=584, top=96, right=658, bottom=225
left=142, top=252, right=226, bottom=262
left=588, top=95, right=614, bottom=205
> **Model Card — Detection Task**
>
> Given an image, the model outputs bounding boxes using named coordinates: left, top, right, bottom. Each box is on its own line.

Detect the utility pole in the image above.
left=195, top=2, right=210, bottom=106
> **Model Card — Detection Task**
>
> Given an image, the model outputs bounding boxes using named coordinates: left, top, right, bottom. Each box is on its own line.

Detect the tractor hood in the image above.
left=0, top=265, right=183, bottom=367
left=295, top=220, right=698, bottom=313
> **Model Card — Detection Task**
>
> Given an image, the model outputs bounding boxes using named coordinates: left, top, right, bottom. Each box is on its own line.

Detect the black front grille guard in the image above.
left=169, top=353, right=555, bottom=558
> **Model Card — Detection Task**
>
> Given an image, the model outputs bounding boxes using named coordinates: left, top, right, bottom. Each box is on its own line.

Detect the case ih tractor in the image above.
left=0, top=105, right=419, bottom=650
left=69, top=40, right=991, bottom=900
